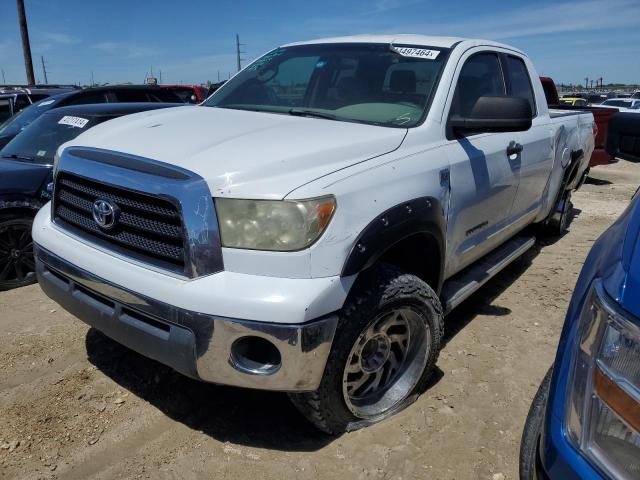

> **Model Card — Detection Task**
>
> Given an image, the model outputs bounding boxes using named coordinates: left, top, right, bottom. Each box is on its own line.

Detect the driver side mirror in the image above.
left=449, top=96, right=532, bottom=135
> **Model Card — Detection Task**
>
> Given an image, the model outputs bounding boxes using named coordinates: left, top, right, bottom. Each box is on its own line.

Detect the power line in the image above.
left=41, top=55, right=48, bottom=84
left=16, top=0, right=35, bottom=85
left=235, top=34, right=246, bottom=72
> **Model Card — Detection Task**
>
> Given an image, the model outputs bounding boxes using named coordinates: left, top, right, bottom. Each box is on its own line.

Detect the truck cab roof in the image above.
left=284, top=34, right=525, bottom=55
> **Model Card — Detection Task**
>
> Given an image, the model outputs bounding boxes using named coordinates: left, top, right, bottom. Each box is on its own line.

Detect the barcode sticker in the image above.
left=391, top=46, right=440, bottom=60
left=58, top=116, right=89, bottom=128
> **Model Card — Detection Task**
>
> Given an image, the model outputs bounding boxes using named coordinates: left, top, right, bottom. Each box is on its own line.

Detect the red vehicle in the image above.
left=160, top=85, right=209, bottom=104
left=540, top=77, right=618, bottom=166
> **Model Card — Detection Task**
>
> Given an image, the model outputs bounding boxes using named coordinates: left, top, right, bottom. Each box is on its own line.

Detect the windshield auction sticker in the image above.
left=391, top=46, right=440, bottom=59
left=58, top=116, right=89, bottom=128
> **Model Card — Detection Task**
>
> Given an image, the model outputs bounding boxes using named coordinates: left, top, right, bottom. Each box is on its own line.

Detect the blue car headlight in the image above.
left=566, top=280, right=640, bottom=478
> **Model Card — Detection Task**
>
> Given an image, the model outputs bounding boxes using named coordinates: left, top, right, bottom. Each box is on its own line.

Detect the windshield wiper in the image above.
left=1, top=153, right=36, bottom=162
left=288, top=108, right=337, bottom=120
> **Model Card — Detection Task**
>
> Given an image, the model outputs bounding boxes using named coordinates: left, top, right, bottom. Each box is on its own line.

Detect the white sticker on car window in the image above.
left=391, top=46, right=440, bottom=60
left=37, top=150, right=46, bottom=157
left=58, top=116, right=89, bottom=128
left=38, top=99, right=55, bottom=107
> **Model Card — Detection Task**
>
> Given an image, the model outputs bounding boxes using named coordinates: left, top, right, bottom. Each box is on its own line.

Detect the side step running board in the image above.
left=441, top=236, right=536, bottom=314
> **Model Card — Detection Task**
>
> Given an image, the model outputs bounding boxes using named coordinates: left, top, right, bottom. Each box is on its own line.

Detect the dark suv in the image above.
left=0, top=101, right=182, bottom=290
left=0, top=85, right=182, bottom=149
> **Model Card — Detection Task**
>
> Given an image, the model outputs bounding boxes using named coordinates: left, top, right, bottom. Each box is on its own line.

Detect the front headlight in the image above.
left=215, top=196, right=336, bottom=251
left=566, top=280, right=640, bottom=479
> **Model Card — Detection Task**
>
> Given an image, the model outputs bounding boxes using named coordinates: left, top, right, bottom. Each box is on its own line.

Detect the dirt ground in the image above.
left=1, top=160, right=638, bottom=480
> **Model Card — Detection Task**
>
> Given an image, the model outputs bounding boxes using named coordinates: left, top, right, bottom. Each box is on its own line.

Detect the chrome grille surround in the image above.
left=52, top=147, right=223, bottom=278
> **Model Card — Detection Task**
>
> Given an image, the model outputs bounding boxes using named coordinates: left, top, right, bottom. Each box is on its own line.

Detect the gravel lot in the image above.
left=1, top=159, right=638, bottom=480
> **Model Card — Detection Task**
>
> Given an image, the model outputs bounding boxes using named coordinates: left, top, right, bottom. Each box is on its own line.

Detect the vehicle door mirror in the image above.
left=449, top=96, right=532, bottom=135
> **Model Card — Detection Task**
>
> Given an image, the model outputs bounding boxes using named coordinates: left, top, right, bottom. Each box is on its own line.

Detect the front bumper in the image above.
left=35, top=244, right=338, bottom=391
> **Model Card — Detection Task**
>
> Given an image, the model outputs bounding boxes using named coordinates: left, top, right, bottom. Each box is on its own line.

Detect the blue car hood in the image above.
left=602, top=188, right=640, bottom=318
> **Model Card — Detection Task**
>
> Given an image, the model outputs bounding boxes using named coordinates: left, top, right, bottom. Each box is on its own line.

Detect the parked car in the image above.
left=0, top=86, right=78, bottom=122
left=33, top=35, right=595, bottom=433
left=559, top=97, right=589, bottom=107
left=541, top=78, right=619, bottom=167
left=519, top=185, right=640, bottom=479
left=0, top=85, right=182, bottom=149
left=161, top=85, right=209, bottom=103
left=607, top=112, right=640, bottom=162
left=0, top=102, right=181, bottom=290
left=600, top=98, right=640, bottom=110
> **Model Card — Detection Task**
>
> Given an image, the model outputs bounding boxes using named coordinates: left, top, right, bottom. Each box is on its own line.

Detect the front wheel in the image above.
left=289, top=264, right=443, bottom=434
left=0, top=216, right=37, bottom=291
left=519, top=367, right=553, bottom=480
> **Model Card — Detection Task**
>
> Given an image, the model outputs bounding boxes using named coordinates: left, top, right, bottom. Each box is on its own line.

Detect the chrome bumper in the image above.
left=35, top=245, right=338, bottom=391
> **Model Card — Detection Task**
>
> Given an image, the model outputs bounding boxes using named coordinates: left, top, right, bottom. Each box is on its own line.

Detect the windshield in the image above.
left=0, top=95, right=62, bottom=139
left=204, top=43, right=449, bottom=128
left=0, top=112, right=107, bottom=165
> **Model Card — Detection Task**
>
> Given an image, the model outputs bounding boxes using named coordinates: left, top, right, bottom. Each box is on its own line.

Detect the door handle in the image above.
left=507, top=142, right=523, bottom=156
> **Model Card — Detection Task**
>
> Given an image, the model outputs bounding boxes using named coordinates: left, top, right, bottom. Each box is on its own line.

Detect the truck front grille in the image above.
left=53, top=172, right=185, bottom=271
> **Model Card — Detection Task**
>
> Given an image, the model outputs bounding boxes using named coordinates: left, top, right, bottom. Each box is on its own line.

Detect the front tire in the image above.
left=289, top=264, right=443, bottom=434
left=0, top=215, right=36, bottom=291
left=519, top=367, right=553, bottom=480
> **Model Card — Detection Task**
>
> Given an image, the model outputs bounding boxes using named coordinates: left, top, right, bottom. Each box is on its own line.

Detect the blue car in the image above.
left=520, top=181, right=640, bottom=478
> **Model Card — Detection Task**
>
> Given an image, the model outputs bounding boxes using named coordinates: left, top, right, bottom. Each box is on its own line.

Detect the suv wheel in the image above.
left=0, top=215, right=37, bottom=291
left=289, top=264, right=443, bottom=434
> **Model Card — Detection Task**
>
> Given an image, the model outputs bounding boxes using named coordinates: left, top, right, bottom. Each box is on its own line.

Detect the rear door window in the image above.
left=14, top=94, right=31, bottom=111
left=114, top=90, right=151, bottom=102
left=64, top=91, right=109, bottom=105
left=504, top=55, right=536, bottom=115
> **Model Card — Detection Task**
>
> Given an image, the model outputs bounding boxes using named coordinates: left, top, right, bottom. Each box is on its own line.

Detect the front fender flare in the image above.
left=341, top=196, right=445, bottom=289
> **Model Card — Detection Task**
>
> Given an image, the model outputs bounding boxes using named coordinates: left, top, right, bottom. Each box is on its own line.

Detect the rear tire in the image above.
left=289, top=264, right=443, bottom=434
left=0, top=215, right=37, bottom=291
left=540, top=191, right=572, bottom=237
left=519, top=367, right=553, bottom=480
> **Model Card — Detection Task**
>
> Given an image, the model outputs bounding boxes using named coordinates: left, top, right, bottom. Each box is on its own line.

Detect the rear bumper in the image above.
left=35, top=244, right=338, bottom=391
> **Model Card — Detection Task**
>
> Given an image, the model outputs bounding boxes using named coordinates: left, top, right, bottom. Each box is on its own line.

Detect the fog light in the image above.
left=230, top=336, right=281, bottom=375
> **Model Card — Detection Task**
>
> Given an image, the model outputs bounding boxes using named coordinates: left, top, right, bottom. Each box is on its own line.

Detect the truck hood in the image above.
left=601, top=189, right=640, bottom=318
left=66, top=106, right=407, bottom=199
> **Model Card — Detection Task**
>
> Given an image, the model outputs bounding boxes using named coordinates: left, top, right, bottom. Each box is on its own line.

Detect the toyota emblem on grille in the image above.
left=92, top=199, right=119, bottom=229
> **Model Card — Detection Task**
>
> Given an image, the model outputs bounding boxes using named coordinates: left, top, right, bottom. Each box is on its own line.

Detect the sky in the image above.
left=1, top=0, right=639, bottom=86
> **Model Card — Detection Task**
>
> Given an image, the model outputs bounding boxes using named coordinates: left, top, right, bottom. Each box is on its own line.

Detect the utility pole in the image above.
left=585, top=77, right=589, bottom=90
left=41, top=55, right=48, bottom=84
left=1, top=69, right=5, bottom=84
left=159, top=69, right=162, bottom=83
left=235, top=34, right=245, bottom=72
left=16, top=0, right=35, bottom=85
left=90, top=70, right=94, bottom=87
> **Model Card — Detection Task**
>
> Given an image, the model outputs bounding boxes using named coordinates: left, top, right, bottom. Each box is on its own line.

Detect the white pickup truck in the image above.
left=33, top=35, right=595, bottom=433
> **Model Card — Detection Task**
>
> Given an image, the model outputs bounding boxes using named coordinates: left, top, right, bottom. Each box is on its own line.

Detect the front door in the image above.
left=443, top=51, right=522, bottom=277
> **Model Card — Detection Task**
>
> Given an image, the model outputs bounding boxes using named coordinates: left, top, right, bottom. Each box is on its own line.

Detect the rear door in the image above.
left=502, top=54, right=553, bottom=220
left=443, top=50, right=521, bottom=276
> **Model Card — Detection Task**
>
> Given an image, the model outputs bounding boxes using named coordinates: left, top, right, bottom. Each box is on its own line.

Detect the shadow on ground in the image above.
left=86, top=327, right=334, bottom=451
left=85, top=212, right=575, bottom=451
